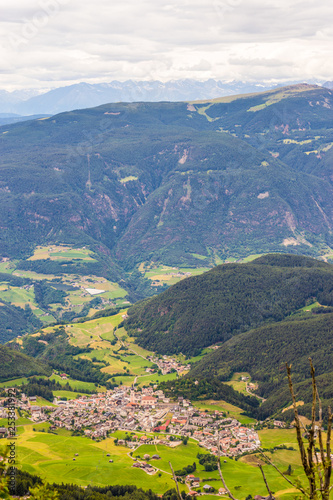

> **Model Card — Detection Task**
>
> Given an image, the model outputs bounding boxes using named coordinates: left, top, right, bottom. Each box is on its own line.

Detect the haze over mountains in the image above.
left=0, top=79, right=331, bottom=118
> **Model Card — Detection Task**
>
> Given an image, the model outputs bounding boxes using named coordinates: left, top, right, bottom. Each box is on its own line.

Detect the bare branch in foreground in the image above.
left=258, top=463, right=275, bottom=499
left=217, top=457, right=239, bottom=500
left=258, top=449, right=308, bottom=497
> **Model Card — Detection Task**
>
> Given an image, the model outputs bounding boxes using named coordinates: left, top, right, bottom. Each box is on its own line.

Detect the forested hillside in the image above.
left=10, top=326, right=113, bottom=387
left=125, top=255, right=333, bottom=356
left=0, top=302, right=42, bottom=343
left=1, top=84, right=333, bottom=274
left=189, top=311, right=333, bottom=419
left=0, top=345, right=51, bottom=382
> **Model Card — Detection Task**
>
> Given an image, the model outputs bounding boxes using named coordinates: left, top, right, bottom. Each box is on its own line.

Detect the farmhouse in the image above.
left=203, top=485, right=213, bottom=492
left=0, top=428, right=8, bottom=438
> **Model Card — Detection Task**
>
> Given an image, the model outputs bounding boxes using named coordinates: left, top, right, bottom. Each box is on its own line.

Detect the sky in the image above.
left=0, top=0, right=333, bottom=91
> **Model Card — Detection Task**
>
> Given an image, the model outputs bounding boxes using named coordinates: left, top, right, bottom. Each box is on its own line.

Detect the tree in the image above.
left=0, top=446, right=13, bottom=499
left=284, top=464, right=292, bottom=476
left=29, top=484, right=59, bottom=499
left=286, top=359, right=332, bottom=500
left=259, top=359, right=332, bottom=500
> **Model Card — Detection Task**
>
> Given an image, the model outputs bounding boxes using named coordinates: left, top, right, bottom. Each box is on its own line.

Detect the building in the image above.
left=141, top=395, right=157, bottom=406
left=0, top=428, right=7, bottom=438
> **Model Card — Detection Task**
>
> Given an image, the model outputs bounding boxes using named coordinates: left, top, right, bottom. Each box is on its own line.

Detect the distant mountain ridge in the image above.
left=0, top=79, right=325, bottom=116
left=126, top=254, right=333, bottom=420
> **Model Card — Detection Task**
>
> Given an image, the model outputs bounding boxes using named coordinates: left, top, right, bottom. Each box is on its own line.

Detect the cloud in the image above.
left=0, top=0, right=332, bottom=90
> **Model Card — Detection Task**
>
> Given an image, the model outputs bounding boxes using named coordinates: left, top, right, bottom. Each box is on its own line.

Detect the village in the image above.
left=4, top=385, right=261, bottom=459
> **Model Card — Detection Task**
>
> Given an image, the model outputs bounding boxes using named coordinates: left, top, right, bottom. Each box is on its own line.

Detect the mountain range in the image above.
left=1, top=83, right=333, bottom=283
left=0, top=79, right=329, bottom=117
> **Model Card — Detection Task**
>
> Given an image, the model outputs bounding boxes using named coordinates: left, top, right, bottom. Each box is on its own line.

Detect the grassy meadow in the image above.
left=35, top=311, right=180, bottom=389
left=0, top=247, right=129, bottom=329
left=4, top=421, right=309, bottom=498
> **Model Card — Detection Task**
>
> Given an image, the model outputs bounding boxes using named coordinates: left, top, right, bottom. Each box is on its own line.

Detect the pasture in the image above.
left=9, top=423, right=307, bottom=498
left=14, top=425, right=174, bottom=493
left=192, top=400, right=256, bottom=425
left=28, top=245, right=96, bottom=262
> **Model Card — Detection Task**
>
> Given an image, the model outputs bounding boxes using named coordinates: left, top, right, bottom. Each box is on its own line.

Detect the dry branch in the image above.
left=258, top=463, right=274, bottom=499
left=258, top=449, right=307, bottom=497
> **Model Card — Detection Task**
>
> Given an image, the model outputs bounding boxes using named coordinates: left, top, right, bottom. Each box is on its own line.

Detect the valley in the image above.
left=0, top=328, right=305, bottom=499
left=0, top=243, right=264, bottom=343
left=1, top=84, right=333, bottom=498
left=1, top=255, right=331, bottom=498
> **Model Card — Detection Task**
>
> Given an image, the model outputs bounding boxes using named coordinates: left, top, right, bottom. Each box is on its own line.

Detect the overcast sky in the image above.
left=1, top=0, right=332, bottom=91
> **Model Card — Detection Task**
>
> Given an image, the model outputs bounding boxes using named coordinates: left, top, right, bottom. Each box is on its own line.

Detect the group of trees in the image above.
left=34, top=281, right=67, bottom=310
left=159, top=377, right=259, bottom=413
left=16, top=328, right=114, bottom=388
left=175, top=462, right=196, bottom=477
left=197, top=453, right=218, bottom=471
left=21, top=377, right=77, bottom=402
left=0, top=345, right=50, bottom=383
left=0, top=361, right=332, bottom=500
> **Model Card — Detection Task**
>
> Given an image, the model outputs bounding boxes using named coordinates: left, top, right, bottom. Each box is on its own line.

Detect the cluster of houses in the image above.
left=0, top=385, right=289, bottom=496
left=146, top=355, right=189, bottom=375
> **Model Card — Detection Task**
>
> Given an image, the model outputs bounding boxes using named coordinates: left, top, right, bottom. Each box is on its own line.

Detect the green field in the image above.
left=50, top=374, right=106, bottom=393
left=258, top=428, right=298, bottom=448
left=0, top=251, right=129, bottom=331
left=224, top=372, right=251, bottom=395
left=0, top=285, right=35, bottom=307
left=28, top=245, right=96, bottom=262
left=140, top=263, right=211, bottom=287
left=62, top=313, right=176, bottom=386
left=53, top=390, right=86, bottom=399
left=66, top=312, right=127, bottom=347
left=30, top=397, right=56, bottom=407
left=0, top=377, right=30, bottom=388
left=193, top=400, right=256, bottom=425
left=14, top=426, right=174, bottom=493
left=9, top=425, right=308, bottom=498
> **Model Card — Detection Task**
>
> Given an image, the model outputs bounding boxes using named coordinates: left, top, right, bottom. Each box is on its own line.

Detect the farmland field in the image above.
left=28, top=245, right=96, bottom=262
left=35, top=311, right=179, bottom=388
left=6, top=423, right=307, bottom=498
left=224, top=372, right=251, bottom=395
left=0, top=249, right=129, bottom=334
left=192, top=400, right=256, bottom=425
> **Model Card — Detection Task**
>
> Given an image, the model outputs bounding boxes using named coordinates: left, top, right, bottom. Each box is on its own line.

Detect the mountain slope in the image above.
left=189, top=311, right=333, bottom=419
left=0, top=84, right=333, bottom=276
left=0, top=344, right=51, bottom=382
left=125, top=255, right=333, bottom=356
